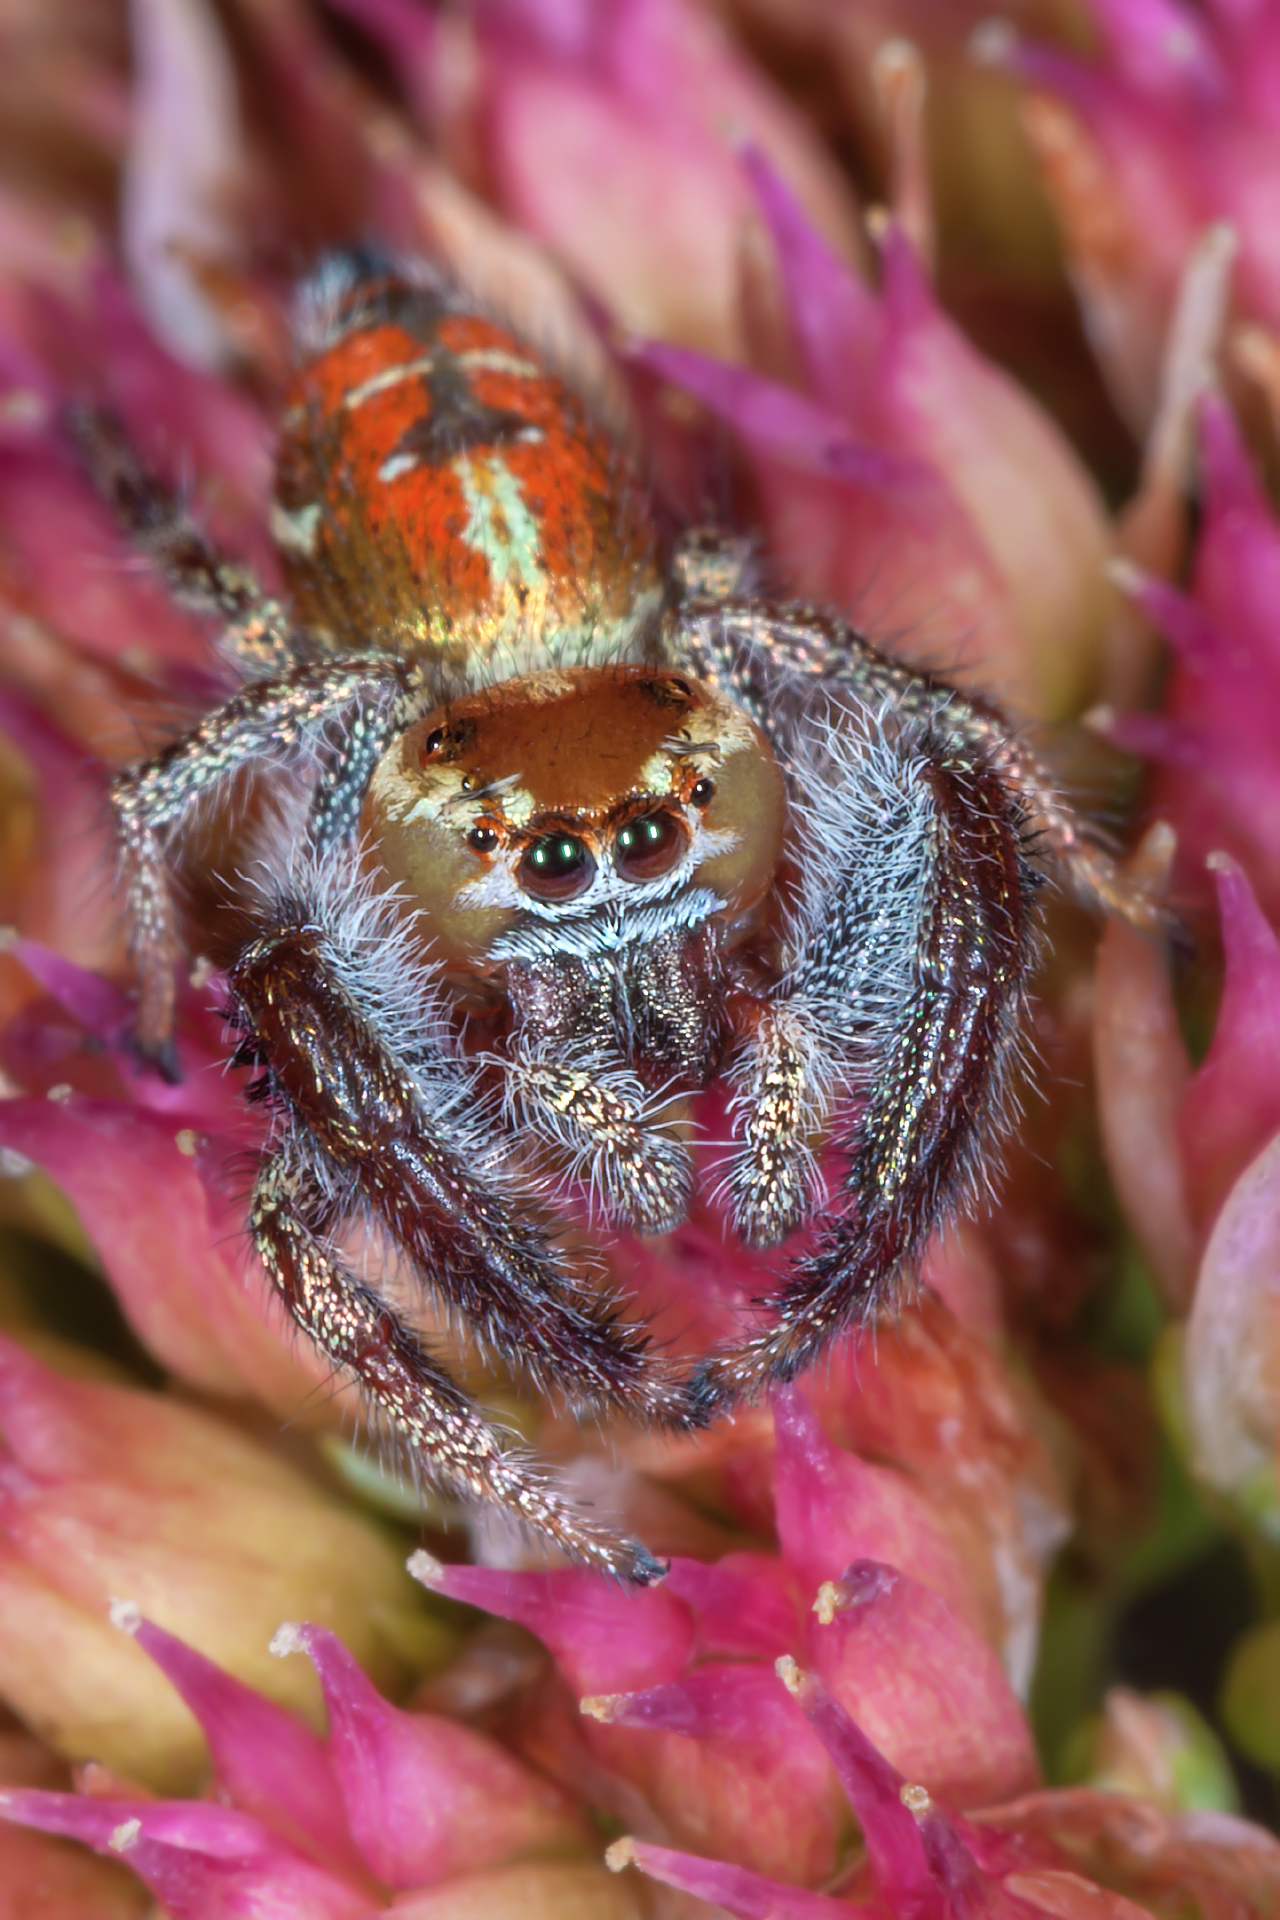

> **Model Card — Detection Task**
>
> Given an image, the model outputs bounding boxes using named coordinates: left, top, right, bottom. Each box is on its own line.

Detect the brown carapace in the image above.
left=100, top=253, right=1166, bottom=1581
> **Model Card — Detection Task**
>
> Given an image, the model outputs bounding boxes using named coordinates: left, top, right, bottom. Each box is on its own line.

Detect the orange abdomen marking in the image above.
left=273, top=275, right=660, bottom=678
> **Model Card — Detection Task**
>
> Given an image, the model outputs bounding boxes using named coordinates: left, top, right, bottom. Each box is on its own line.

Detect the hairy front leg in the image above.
left=112, top=654, right=422, bottom=1064
left=229, top=914, right=687, bottom=1427
left=675, top=594, right=1170, bottom=939
left=692, top=752, right=1032, bottom=1413
left=724, top=1002, right=828, bottom=1248
left=250, top=1150, right=666, bottom=1582
left=500, top=1048, right=693, bottom=1235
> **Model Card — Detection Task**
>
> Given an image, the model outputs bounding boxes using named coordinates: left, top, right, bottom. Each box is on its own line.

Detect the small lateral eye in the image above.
left=422, top=727, right=446, bottom=759
left=467, top=824, right=499, bottom=853
left=690, top=776, right=715, bottom=808
left=518, top=833, right=596, bottom=902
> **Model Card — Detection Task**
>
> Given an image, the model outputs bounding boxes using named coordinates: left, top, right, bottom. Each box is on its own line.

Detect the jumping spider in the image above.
left=96, top=254, right=1163, bottom=1582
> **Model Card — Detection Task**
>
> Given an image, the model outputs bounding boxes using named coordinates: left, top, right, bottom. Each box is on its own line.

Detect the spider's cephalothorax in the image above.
left=99, top=254, right=1165, bottom=1581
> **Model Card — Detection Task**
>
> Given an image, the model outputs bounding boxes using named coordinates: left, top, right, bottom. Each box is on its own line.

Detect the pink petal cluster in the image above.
left=628, top=152, right=1114, bottom=721
left=0, top=1327, right=425, bottom=1792
left=413, top=1382, right=1045, bottom=1884
left=622, top=1659, right=1280, bottom=1917
left=997, top=0, right=1280, bottom=431
left=331, top=0, right=862, bottom=361
left=0, top=1613, right=604, bottom=1919
left=0, top=934, right=331, bottom=1417
left=1107, top=393, right=1280, bottom=920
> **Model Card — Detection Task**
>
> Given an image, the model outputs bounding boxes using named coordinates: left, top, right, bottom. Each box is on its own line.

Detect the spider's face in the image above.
left=362, top=664, right=786, bottom=966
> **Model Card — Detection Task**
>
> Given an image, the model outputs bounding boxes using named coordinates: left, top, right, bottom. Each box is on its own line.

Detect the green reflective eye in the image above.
left=614, top=811, right=684, bottom=882
left=518, top=833, right=595, bottom=902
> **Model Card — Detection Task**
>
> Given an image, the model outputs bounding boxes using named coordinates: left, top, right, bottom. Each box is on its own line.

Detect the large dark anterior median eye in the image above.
left=613, top=811, right=684, bottom=882
left=518, top=833, right=596, bottom=902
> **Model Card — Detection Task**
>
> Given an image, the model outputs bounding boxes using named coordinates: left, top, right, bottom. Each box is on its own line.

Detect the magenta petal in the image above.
left=1179, top=856, right=1280, bottom=1222
left=1090, top=0, right=1228, bottom=101
left=601, top=1660, right=811, bottom=1745
left=130, top=1619, right=362, bottom=1881
left=738, top=143, right=880, bottom=417
left=412, top=1558, right=694, bottom=1694
left=805, top=1560, right=1038, bottom=1808
left=1099, top=712, right=1208, bottom=771
left=583, top=1655, right=844, bottom=1885
left=1118, top=570, right=1221, bottom=670
left=771, top=1389, right=978, bottom=1620
left=617, top=1836, right=863, bottom=1919
left=1194, top=392, right=1280, bottom=678
left=288, top=1622, right=582, bottom=1889
left=7, top=939, right=133, bottom=1043
left=0, top=443, right=205, bottom=668
left=877, top=219, right=937, bottom=341
left=1198, top=387, right=1269, bottom=521
left=2, top=939, right=241, bottom=1120
left=663, top=1552, right=799, bottom=1660
left=0, top=1096, right=259, bottom=1393
left=781, top=1669, right=934, bottom=1914
left=627, top=339, right=925, bottom=494
left=0, top=1790, right=370, bottom=1920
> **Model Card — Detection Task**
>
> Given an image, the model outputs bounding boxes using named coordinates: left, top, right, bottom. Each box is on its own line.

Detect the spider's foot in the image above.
left=127, top=1029, right=183, bottom=1085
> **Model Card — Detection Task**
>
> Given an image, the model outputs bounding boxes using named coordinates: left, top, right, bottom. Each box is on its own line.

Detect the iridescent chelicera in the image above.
left=97, top=253, right=1163, bottom=1580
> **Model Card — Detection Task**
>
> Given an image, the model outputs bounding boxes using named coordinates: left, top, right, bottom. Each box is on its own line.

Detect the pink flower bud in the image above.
left=806, top=1562, right=1039, bottom=1809
left=1091, top=822, right=1195, bottom=1308
left=0, top=1337, right=425, bottom=1789
left=122, top=0, right=250, bottom=374
left=771, top=1388, right=990, bottom=1647
left=0, top=700, right=117, bottom=974
left=1183, top=1127, right=1280, bottom=1504
left=608, top=1833, right=858, bottom=1918
left=805, top=1297, right=1068, bottom=1700
left=0, top=1789, right=372, bottom=1920
left=275, top=1622, right=587, bottom=1887
left=969, top=1787, right=1280, bottom=1915
left=0, top=1094, right=320, bottom=1411
left=411, top=1556, right=695, bottom=1697
left=128, top=1619, right=367, bottom=1882
left=0, top=440, right=205, bottom=672
left=0, top=1618, right=640, bottom=1919
left=584, top=1662, right=846, bottom=1884
left=1178, top=855, right=1280, bottom=1230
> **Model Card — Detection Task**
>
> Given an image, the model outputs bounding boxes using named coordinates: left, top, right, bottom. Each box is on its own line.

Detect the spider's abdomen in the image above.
left=272, top=263, right=661, bottom=675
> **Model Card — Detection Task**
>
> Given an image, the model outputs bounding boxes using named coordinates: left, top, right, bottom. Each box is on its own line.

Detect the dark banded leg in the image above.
left=673, top=592, right=1170, bottom=938
left=691, top=755, right=1032, bottom=1412
left=228, top=919, right=686, bottom=1428
left=250, top=1151, right=665, bottom=1582
left=69, top=404, right=298, bottom=675
left=110, top=654, right=423, bottom=1063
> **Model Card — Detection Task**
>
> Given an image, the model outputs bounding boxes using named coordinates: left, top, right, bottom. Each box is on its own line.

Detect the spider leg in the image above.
left=673, top=592, right=1170, bottom=939
left=250, top=1144, right=665, bottom=1583
left=723, top=1001, right=829, bottom=1248
left=499, top=1047, right=693, bottom=1234
left=228, top=896, right=687, bottom=1430
left=111, top=653, right=426, bottom=1065
left=70, top=404, right=298, bottom=677
left=692, top=746, right=1033, bottom=1414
